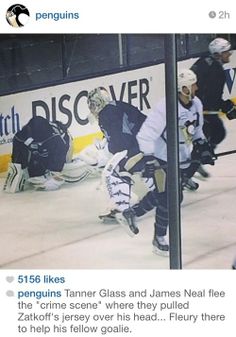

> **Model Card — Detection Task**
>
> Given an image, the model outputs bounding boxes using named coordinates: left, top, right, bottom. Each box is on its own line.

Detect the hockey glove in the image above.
left=143, top=155, right=157, bottom=178
left=221, top=99, right=236, bottom=120
left=192, top=139, right=215, bottom=165
left=226, top=106, right=236, bottom=120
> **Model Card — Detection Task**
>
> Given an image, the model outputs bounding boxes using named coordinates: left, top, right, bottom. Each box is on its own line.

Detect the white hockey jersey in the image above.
left=137, top=96, right=205, bottom=168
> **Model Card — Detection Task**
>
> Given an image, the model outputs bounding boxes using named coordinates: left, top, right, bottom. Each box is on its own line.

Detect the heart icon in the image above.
left=6, top=276, right=14, bottom=283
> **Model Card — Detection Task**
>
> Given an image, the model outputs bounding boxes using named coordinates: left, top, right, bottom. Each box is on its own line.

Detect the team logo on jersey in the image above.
left=6, top=4, right=30, bottom=27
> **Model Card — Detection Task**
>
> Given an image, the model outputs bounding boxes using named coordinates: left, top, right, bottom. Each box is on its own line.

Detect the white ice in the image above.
left=0, top=119, right=236, bottom=269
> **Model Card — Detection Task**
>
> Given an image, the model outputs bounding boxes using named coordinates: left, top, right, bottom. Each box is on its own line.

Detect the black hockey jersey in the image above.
left=12, top=116, right=71, bottom=177
left=98, top=101, right=146, bottom=157
left=191, top=56, right=233, bottom=112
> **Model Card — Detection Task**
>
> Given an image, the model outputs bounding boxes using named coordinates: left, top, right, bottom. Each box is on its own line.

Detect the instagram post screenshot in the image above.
left=0, top=1, right=236, bottom=336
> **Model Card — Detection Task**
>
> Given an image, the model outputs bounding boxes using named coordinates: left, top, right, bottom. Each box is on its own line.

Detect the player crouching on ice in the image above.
left=3, top=116, right=109, bottom=192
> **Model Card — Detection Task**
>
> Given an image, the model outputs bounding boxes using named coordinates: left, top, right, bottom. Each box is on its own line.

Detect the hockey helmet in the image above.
left=87, top=87, right=111, bottom=118
left=208, top=38, right=231, bottom=55
left=178, top=69, right=197, bottom=97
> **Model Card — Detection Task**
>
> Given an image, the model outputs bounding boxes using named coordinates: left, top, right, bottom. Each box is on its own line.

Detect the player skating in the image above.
left=191, top=37, right=236, bottom=178
left=135, top=69, right=214, bottom=253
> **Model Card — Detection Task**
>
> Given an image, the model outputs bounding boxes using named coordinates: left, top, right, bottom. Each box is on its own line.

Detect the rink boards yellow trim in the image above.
left=73, top=131, right=103, bottom=154
left=0, top=131, right=103, bottom=173
left=0, top=154, right=11, bottom=173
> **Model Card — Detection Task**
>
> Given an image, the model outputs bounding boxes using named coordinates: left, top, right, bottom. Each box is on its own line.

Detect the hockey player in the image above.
left=4, top=116, right=72, bottom=192
left=4, top=115, right=112, bottom=192
left=87, top=87, right=177, bottom=256
left=136, top=69, right=214, bottom=253
left=191, top=37, right=236, bottom=177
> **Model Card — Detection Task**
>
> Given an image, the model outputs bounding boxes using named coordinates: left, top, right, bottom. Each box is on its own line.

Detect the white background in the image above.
left=0, top=0, right=235, bottom=33
left=0, top=1, right=236, bottom=336
left=1, top=270, right=236, bottom=337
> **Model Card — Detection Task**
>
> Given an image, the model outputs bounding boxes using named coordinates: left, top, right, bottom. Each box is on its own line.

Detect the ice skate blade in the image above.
left=183, top=188, right=198, bottom=192
left=98, top=215, right=119, bottom=224
left=183, top=184, right=199, bottom=192
left=152, top=246, right=169, bottom=257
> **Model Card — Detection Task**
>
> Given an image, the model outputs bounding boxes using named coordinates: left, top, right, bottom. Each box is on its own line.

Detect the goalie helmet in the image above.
left=208, top=38, right=231, bottom=55
left=178, top=69, right=197, bottom=97
left=87, top=87, right=111, bottom=118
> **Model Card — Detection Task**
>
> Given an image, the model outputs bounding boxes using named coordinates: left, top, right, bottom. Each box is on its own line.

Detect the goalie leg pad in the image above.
left=102, top=151, right=132, bottom=212
left=103, top=170, right=132, bottom=212
left=62, top=159, right=94, bottom=183
left=28, top=172, right=64, bottom=191
left=3, top=163, right=28, bottom=193
left=142, top=177, right=155, bottom=191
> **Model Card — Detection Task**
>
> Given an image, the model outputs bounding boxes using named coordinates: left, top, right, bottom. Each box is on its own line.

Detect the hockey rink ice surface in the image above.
left=1, top=118, right=236, bottom=270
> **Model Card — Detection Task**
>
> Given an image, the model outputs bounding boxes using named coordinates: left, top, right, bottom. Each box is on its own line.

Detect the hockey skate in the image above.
left=196, top=165, right=210, bottom=179
left=152, top=235, right=169, bottom=257
left=115, top=207, right=139, bottom=237
left=182, top=177, right=199, bottom=191
left=99, top=209, right=119, bottom=224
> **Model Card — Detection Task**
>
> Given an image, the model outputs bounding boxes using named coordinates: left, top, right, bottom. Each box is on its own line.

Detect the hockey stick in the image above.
left=203, top=97, right=236, bottom=116
left=142, top=148, right=236, bottom=173
left=214, top=149, right=236, bottom=158
left=177, top=148, right=236, bottom=167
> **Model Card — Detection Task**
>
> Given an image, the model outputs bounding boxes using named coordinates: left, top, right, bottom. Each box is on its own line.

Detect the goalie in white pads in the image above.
left=87, top=87, right=171, bottom=256
left=4, top=116, right=71, bottom=192
left=4, top=116, right=110, bottom=192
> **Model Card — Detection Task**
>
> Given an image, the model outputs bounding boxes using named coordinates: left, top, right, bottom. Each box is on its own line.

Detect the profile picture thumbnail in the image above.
left=6, top=4, right=30, bottom=27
